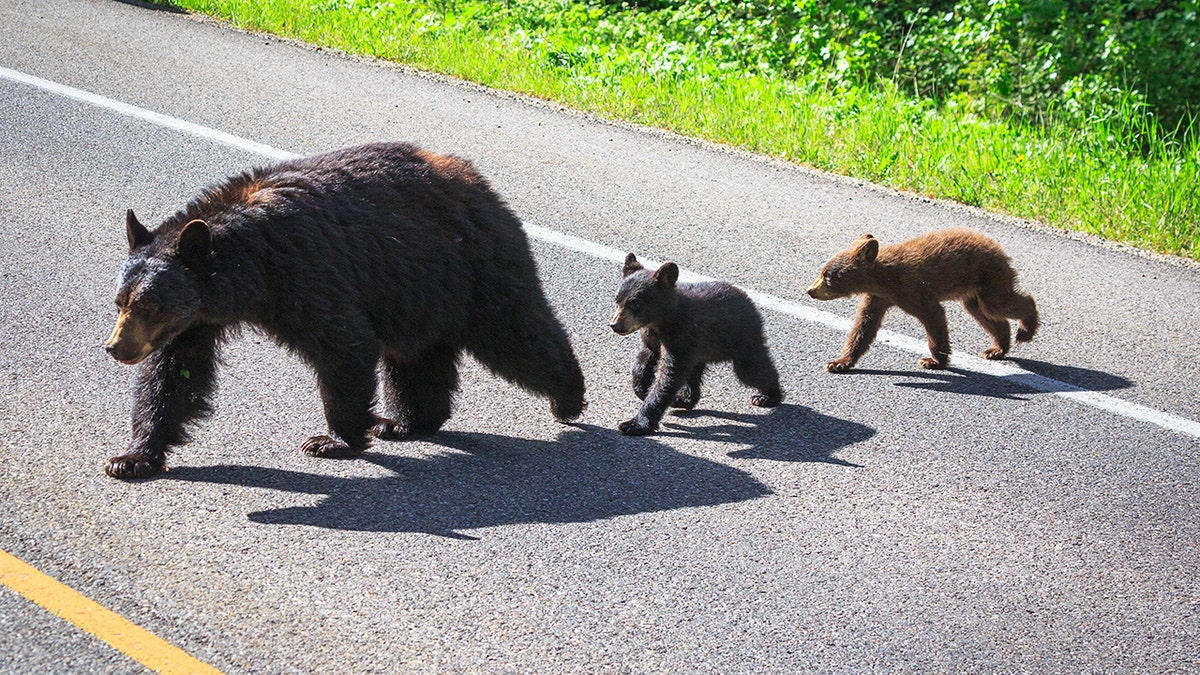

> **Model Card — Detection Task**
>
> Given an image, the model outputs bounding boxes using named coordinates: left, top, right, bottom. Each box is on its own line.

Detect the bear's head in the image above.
left=104, top=210, right=210, bottom=365
left=806, top=233, right=879, bottom=301
left=610, top=253, right=679, bottom=335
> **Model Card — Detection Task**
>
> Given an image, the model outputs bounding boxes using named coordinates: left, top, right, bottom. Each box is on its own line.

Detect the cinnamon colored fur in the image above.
left=807, top=228, right=1038, bottom=372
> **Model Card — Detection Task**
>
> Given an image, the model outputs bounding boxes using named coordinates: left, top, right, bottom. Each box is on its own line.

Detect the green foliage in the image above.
left=150, top=0, right=1200, bottom=259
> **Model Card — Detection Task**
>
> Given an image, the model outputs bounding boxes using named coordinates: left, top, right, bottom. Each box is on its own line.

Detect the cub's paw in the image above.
left=919, top=357, right=949, bottom=370
left=825, top=358, right=855, bottom=373
left=301, top=435, right=364, bottom=459
left=980, top=346, right=1008, bottom=360
left=751, top=393, right=782, bottom=408
left=1016, top=326, right=1036, bottom=342
left=105, top=454, right=164, bottom=480
left=670, top=390, right=698, bottom=410
left=618, top=418, right=656, bottom=436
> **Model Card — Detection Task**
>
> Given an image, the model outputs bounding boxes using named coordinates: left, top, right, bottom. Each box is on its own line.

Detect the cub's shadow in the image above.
left=659, top=404, right=873, bottom=467
left=168, top=424, right=778, bottom=538
left=850, top=358, right=1133, bottom=400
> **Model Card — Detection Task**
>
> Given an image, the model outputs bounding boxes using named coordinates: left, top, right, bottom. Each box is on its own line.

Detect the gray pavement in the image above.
left=0, top=0, right=1197, bottom=672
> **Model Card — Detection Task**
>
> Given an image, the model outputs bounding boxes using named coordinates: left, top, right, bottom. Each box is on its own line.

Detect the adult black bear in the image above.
left=609, top=254, right=783, bottom=436
left=104, top=142, right=586, bottom=479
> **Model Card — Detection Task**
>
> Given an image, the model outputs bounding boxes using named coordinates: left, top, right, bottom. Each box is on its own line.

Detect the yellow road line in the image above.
left=0, top=548, right=223, bottom=675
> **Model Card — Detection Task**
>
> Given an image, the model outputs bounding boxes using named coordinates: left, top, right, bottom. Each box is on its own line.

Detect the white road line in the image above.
left=4, top=65, right=1198, bottom=440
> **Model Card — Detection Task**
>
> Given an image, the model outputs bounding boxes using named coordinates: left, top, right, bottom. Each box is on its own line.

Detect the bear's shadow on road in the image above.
left=168, top=413, right=871, bottom=537
left=848, top=357, right=1133, bottom=400
left=659, top=404, right=872, bottom=466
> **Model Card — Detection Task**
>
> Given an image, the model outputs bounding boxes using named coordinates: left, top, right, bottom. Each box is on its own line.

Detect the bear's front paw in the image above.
left=980, top=346, right=1007, bottom=360
left=751, top=393, right=782, bottom=408
left=301, top=435, right=364, bottom=459
left=825, top=358, right=855, bottom=373
left=105, top=454, right=164, bottom=480
left=919, top=357, right=948, bottom=370
left=618, top=418, right=656, bottom=436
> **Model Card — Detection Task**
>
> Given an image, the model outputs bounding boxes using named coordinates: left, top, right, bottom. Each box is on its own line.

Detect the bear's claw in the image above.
left=105, top=454, right=164, bottom=480
left=301, top=435, right=364, bottom=459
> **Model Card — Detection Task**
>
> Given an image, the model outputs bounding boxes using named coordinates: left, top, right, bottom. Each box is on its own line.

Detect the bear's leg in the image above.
left=302, top=347, right=380, bottom=459
left=910, top=301, right=951, bottom=369
left=466, top=300, right=586, bottom=423
left=107, top=324, right=225, bottom=480
left=827, top=295, right=891, bottom=373
left=981, top=288, right=1039, bottom=343
left=733, top=348, right=784, bottom=407
left=374, top=343, right=460, bottom=439
left=632, top=345, right=660, bottom=401
left=670, top=364, right=705, bottom=409
left=962, top=295, right=1011, bottom=360
left=620, top=353, right=691, bottom=435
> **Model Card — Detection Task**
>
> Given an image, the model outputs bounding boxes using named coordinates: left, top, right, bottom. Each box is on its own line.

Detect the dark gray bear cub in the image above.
left=609, top=253, right=783, bottom=436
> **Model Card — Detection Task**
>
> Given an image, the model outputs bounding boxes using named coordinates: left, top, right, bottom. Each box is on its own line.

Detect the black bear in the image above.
left=609, top=254, right=783, bottom=435
left=103, top=142, right=586, bottom=479
left=807, top=228, right=1039, bottom=371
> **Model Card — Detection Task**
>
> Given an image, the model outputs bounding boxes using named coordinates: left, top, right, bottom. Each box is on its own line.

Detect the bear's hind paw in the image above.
left=618, top=418, right=656, bottom=436
left=105, top=454, right=164, bottom=480
left=980, top=346, right=1008, bottom=360
left=301, top=435, right=364, bottom=459
left=371, top=417, right=406, bottom=441
left=825, top=358, right=855, bottom=373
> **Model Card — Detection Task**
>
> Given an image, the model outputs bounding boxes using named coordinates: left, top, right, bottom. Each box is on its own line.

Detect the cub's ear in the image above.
left=125, top=209, right=152, bottom=251
left=852, top=234, right=879, bottom=263
left=622, top=252, right=644, bottom=277
left=654, top=262, right=679, bottom=288
left=177, top=219, right=212, bottom=268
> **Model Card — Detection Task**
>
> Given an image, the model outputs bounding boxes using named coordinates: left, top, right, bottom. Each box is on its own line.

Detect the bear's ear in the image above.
left=622, top=252, right=643, bottom=277
left=654, top=262, right=679, bottom=288
left=125, top=209, right=152, bottom=251
left=852, top=234, right=879, bottom=263
left=177, top=219, right=212, bottom=269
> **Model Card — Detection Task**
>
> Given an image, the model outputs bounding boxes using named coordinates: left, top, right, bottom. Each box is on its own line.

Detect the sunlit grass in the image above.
left=153, top=0, right=1200, bottom=259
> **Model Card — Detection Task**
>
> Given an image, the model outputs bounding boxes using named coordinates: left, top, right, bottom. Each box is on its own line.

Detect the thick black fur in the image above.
left=104, top=142, right=586, bottom=479
left=609, top=254, right=783, bottom=436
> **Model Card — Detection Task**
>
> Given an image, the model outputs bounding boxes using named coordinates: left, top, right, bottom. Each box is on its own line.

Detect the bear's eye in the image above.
left=626, top=299, right=642, bottom=312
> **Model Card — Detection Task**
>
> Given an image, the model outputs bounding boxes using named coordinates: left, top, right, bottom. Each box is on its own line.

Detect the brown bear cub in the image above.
left=807, top=228, right=1038, bottom=372
left=103, top=142, right=586, bottom=479
left=610, top=254, right=783, bottom=436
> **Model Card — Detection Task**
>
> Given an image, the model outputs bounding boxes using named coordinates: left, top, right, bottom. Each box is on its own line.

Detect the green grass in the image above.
left=152, top=0, right=1200, bottom=259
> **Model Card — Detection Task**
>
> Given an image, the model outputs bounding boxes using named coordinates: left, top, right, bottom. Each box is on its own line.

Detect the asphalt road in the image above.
left=1, top=0, right=1197, bottom=672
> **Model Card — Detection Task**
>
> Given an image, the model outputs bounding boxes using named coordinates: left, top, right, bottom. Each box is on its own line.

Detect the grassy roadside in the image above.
left=149, top=0, right=1199, bottom=259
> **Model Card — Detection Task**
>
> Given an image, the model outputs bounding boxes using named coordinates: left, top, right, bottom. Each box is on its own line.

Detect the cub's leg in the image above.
left=909, top=300, right=951, bottom=369
left=620, top=353, right=691, bottom=436
left=962, top=295, right=1011, bottom=360
left=827, top=295, right=891, bottom=372
left=373, top=342, right=460, bottom=439
left=670, top=364, right=706, bottom=409
left=981, top=286, right=1039, bottom=343
left=632, top=345, right=660, bottom=401
left=106, top=324, right=224, bottom=479
left=733, top=348, right=783, bottom=407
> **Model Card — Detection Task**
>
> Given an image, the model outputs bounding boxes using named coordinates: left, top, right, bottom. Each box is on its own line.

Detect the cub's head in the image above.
left=609, top=253, right=679, bottom=335
left=806, top=233, right=879, bottom=301
left=104, top=210, right=211, bottom=365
